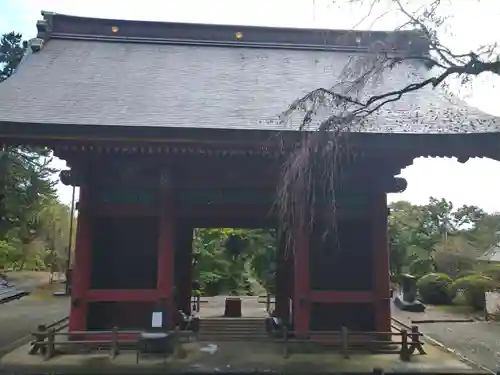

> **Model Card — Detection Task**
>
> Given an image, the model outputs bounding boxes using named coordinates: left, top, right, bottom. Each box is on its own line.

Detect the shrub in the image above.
left=455, top=269, right=477, bottom=279
left=481, top=264, right=500, bottom=282
left=409, top=259, right=435, bottom=278
left=416, top=273, right=454, bottom=305
left=451, top=275, right=495, bottom=310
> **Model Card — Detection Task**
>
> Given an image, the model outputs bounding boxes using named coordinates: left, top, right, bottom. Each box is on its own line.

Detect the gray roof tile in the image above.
left=0, top=31, right=498, bottom=134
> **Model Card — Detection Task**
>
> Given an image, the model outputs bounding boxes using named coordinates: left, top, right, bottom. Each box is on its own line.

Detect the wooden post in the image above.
left=69, top=186, right=91, bottom=332
left=195, top=295, right=200, bottom=312
left=157, top=176, right=175, bottom=328
left=176, top=225, right=193, bottom=315
left=275, top=232, right=288, bottom=319
left=110, top=326, right=119, bottom=359
left=44, top=329, right=55, bottom=361
left=283, top=325, right=289, bottom=359
left=372, top=193, right=391, bottom=333
left=29, top=324, right=47, bottom=355
left=410, top=325, right=426, bottom=355
left=173, top=326, right=186, bottom=359
left=293, top=223, right=310, bottom=338
left=399, top=329, right=410, bottom=361
left=340, top=326, right=349, bottom=359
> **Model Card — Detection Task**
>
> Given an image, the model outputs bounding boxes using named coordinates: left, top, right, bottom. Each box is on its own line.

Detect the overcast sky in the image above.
left=2, top=0, right=500, bottom=211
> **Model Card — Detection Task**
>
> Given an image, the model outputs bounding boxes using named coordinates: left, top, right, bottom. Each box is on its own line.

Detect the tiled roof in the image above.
left=0, top=12, right=498, bottom=135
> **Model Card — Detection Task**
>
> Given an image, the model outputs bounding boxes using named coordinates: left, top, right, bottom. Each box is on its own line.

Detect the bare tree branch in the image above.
left=276, top=0, right=500, bottom=254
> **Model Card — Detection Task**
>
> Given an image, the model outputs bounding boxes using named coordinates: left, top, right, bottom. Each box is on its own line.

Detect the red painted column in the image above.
left=69, top=186, right=92, bottom=332
left=157, top=184, right=175, bottom=328
left=293, top=224, right=310, bottom=338
left=372, top=192, right=391, bottom=333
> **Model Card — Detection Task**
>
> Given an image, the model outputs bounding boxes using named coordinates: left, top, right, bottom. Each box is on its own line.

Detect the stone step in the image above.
left=198, top=333, right=269, bottom=339
left=198, top=332, right=268, bottom=337
left=199, top=324, right=266, bottom=331
left=199, top=318, right=265, bottom=324
left=200, top=320, right=265, bottom=327
left=197, top=336, right=270, bottom=341
left=198, top=318, right=269, bottom=341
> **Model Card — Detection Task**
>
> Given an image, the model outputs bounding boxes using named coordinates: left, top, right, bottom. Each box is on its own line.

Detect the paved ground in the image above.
left=392, top=302, right=500, bottom=372
left=0, top=286, right=69, bottom=351
left=4, top=271, right=53, bottom=292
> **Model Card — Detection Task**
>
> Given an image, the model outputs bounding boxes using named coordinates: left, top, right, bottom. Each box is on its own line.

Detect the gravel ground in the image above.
left=0, top=292, right=69, bottom=351
left=392, top=302, right=500, bottom=372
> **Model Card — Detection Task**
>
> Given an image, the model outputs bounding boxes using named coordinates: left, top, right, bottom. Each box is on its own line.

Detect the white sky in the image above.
left=2, top=0, right=500, bottom=211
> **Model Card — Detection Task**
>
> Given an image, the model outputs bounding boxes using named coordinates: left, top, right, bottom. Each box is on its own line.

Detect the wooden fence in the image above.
left=280, top=324, right=425, bottom=361
left=30, top=326, right=194, bottom=360
left=257, top=294, right=275, bottom=314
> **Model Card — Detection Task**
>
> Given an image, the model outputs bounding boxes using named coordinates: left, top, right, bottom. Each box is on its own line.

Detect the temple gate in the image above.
left=0, top=11, right=499, bottom=339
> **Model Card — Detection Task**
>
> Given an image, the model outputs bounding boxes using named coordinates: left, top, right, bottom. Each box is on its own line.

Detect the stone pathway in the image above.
left=392, top=303, right=500, bottom=372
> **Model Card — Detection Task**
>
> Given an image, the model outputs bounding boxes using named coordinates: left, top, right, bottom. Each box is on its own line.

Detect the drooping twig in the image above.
left=275, top=0, right=500, bottom=256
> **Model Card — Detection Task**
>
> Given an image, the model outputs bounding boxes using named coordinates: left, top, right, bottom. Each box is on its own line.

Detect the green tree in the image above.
left=389, top=197, right=490, bottom=277
left=192, top=228, right=276, bottom=296
left=0, top=32, right=25, bottom=82
left=0, top=31, right=65, bottom=271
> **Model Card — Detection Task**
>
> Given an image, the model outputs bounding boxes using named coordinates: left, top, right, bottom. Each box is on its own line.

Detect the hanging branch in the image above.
left=276, top=0, right=500, bottom=257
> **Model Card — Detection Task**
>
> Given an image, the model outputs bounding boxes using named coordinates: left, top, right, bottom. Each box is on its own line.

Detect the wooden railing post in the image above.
left=173, top=326, right=186, bottom=359
left=410, top=325, right=426, bottom=355
left=44, top=329, right=55, bottom=361
left=110, top=326, right=119, bottom=359
left=29, top=324, right=47, bottom=355
left=283, top=326, right=289, bottom=359
left=399, top=329, right=410, bottom=361
left=340, top=326, right=349, bottom=359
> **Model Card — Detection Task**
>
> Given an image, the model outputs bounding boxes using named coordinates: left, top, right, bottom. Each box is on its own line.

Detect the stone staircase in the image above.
left=197, top=317, right=269, bottom=341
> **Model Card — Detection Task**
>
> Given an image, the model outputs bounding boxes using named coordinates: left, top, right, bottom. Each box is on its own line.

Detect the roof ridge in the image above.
left=29, top=10, right=429, bottom=54
left=42, top=11, right=421, bottom=35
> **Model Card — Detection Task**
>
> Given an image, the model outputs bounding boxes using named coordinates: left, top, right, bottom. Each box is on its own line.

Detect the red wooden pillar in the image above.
left=293, top=224, right=310, bottom=338
left=157, top=184, right=175, bottom=328
left=69, top=186, right=92, bottom=332
left=372, top=192, right=391, bottom=332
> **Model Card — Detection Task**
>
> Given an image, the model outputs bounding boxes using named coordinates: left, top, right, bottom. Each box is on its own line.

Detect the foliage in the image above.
left=388, top=197, right=489, bottom=277
left=408, top=259, right=435, bottom=278
left=451, top=275, right=495, bottom=310
left=192, top=228, right=275, bottom=296
left=0, top=32, right=25, bottom=82
left=481, top=264, right=500, bottom=283
left=0, top=31, right=73, bottom=273
left=417, top=273, right=454, bottom=305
